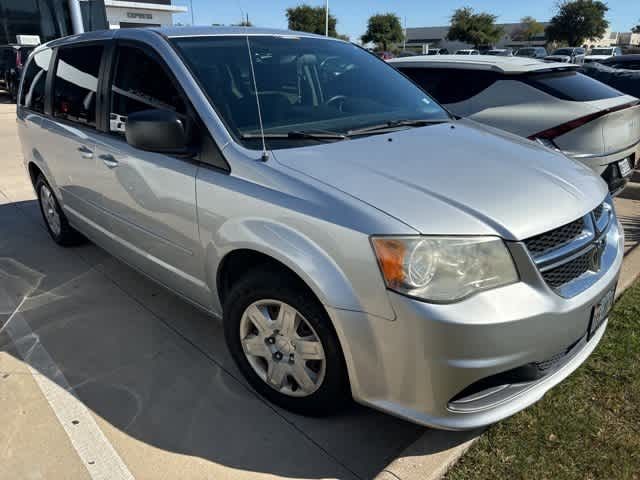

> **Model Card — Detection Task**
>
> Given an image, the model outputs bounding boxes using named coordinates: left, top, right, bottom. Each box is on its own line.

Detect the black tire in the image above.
left=35, top=175, right=85, bottom=246
left=8, top=80, right=17, bottom=103
left=224, top=267, right=351, bottom=416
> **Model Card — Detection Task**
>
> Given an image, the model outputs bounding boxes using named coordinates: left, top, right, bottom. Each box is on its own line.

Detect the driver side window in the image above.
left=110, top=45, right=186, bottom=135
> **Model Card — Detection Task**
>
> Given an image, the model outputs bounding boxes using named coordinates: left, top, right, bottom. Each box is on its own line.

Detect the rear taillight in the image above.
left=528, top=100, right=640, bottom=141
left=15, top=51, right=22, bottom=69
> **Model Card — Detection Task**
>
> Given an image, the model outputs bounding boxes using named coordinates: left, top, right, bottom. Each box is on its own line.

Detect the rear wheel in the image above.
left=224, top=268, right=350, bottom=415
left=35, top=175, right=85, bottom=246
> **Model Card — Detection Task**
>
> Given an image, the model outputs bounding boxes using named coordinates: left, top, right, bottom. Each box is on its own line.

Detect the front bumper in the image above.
left=329, top=221, right=624, bottom=430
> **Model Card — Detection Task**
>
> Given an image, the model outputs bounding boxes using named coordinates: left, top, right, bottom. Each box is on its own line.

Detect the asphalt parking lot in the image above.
left=1, top=94, right=639, bottom=480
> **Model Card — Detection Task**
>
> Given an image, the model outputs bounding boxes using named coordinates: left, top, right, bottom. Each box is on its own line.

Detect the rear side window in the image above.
left=53, top=45, right=104, bottom=127
left=399, top=67, right=500, bottom=104
left=20, top=49, right=51, bottom=113
left=109, top=46, right=186, bottom=135
left=523, top=71, right=623, bottom=101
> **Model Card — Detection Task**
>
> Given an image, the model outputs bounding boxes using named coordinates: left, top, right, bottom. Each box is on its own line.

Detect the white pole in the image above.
left=68, top=0, right=84, bottom=34
left=403, top=16, right=407, bottom=50
left=325, top=0, right=329, bottom=36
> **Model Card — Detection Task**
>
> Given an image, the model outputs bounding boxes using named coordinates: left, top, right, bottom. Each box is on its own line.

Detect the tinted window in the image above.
left=110, top=46, right=186, bottom=135
left=20, top=48, right=51, bottom=113
left=523, top=71, right=622, bottom=101
left=53, top=45, right=103, bottom=127
left=399, top=67, right=500, bottom=104
left=552, top=49, right=574, bottom=56
left=172, top=36, right=449, bottom=150
left=590, top=48, right=613, bottom=56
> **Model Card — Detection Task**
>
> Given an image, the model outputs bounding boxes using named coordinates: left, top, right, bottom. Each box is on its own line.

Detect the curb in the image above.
left=374, top=241, right=640, bottom=480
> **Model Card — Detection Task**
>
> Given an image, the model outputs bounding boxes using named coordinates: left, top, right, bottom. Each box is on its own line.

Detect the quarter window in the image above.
left=109, top=46, right=186, bottom=135
left=53, top=45, right=104, bottom=127
left=20, top=48, right=51, bottom=113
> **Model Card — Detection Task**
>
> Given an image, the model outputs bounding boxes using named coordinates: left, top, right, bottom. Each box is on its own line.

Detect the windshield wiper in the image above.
left=241, top=130, right=347, bottom=141
left=346, top=119, right=449, bottom=137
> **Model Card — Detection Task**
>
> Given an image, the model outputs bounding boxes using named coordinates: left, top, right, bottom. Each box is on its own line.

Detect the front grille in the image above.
left=593, top=204, right=604, bottom=222
left=541, top=249, right=594, bottom=289
left=524, top=217, right=585, bottom=258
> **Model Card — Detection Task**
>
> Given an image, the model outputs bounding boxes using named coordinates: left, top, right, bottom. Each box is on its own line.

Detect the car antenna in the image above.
left=245, top=36, right=269, bottom=162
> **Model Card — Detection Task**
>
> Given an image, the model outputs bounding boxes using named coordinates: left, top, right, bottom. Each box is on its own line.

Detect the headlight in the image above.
left=371, top=236, right=519, bottom=302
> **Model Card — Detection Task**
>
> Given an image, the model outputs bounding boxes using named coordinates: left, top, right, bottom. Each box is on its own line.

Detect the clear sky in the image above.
left=172, top=0, right=639, bottom=43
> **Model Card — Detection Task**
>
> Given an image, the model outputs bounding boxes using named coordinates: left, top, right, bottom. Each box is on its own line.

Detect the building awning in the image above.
left=104, top=0, right=187, bottom=12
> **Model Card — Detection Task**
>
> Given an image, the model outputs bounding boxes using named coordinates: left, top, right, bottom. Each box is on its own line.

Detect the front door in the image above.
left=92, top=44, right=209, bottom=306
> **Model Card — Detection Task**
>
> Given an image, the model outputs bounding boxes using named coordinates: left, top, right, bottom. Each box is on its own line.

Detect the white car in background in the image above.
left=584, top=47, right=623, bottom=64
left=545, top=47, right=586, bottom=64
left=391, top=55, right=640, bottom=194
left=455, top=49, right=480, bottom=55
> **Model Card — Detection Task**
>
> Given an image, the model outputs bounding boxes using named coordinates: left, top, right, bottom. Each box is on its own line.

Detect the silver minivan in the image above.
left=17, top=27, right=623, bottom=430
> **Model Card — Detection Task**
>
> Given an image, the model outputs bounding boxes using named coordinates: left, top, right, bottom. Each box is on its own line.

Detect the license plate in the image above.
left=618, top=158, right=632, bottom=177
left=589, top=288, right=615, bottom=339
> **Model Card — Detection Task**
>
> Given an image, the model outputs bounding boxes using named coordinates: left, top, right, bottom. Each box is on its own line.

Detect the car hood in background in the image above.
left=545, top=55, right=572, bottom=62
left=273, top=121, right=607, bottom=240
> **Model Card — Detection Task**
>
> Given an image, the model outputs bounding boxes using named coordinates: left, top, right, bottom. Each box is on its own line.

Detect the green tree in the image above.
left=286, top=4, right=337, bottom=37
left=361, top=13, right=404, bottom=51
left=633, top=21, right=640, bottom=34
left=512, top=16, right=545, bottom=42
left=447, top=7, right=503, bottom=48
left=545, top=0, right=609, bottom=46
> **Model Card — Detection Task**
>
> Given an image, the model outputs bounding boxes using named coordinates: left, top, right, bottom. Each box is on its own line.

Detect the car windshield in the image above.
left=516, top=48, right=535, bottom=57
left=590, top=48, right=613, bottom=56
left=553, top=49, right=574, bottom=56
left=171, top=35, right=450, bottom=150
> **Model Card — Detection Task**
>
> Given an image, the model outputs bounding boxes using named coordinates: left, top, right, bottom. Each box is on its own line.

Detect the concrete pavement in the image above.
left=1, top=96, right=639, bottom=480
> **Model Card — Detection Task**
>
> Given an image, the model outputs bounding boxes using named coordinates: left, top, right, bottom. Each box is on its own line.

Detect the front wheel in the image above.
left=36, top=175, right=85, bottom=246
left=223, top=268, right=350, bottom=416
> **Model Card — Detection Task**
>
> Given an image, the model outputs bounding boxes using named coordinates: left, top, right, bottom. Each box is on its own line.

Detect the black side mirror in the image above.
left=125, top=109, right=193, bottom=156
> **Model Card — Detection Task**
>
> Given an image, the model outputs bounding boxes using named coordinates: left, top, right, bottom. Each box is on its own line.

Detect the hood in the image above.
left=584, top=55, right=612, bottom=60
left=272, top=121, right=607, bottom=240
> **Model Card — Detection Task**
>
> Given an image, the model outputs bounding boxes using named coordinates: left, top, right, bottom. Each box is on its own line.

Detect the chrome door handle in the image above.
left=99, top=154, right=119, bottom=168
left=77, top=146, right=94, bottom=159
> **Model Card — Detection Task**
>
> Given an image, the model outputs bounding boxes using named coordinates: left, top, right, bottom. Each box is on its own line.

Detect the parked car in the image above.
left=425, top=48, right=448, bottom=55
left=377, top=51, right=394, bottom=60
left=18, top=27, right=623, bottom=430
left=0, top=45, right=34, bottom=101
left=391, top=55, right=640, bottom=194
left=486, top=48, right=513, bottom=56
left=545, top=47, right=586, bottom=64
left=599, top=54, right=640, bottom=70
left=397, top=50, right=418, bottom=58
left=584, top=47, right=623, bottom=64
left=455, top=49, right=480, bottom=55
left=514, top=47, right=548, bottom=59
left=581, top=61, right=640, bottom=99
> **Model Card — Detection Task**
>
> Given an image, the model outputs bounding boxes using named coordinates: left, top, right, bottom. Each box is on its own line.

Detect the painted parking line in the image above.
left=1, top=296, right=135, bottom=480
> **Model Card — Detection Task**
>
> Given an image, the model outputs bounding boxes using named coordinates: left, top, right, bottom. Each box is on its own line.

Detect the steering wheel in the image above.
left=325, top=95, right=347, bottom=112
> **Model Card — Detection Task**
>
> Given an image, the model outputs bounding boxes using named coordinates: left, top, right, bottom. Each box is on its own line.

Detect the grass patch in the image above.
left=446, top=280, right=640, bottom=480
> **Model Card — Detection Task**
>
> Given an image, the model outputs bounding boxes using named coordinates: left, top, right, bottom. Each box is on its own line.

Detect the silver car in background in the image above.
left=391, top=55, right=640, bottom=195
left=18, top=27, right=623, bottom=430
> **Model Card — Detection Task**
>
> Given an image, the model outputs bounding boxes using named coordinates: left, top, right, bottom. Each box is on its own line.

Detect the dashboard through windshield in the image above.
left=171, top=35, right=450, bottom=150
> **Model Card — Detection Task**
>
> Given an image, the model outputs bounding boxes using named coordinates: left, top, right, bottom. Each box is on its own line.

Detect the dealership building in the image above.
left=104, top=0, right=187, bottom=29
left=405, top=23, right=549, bottom=53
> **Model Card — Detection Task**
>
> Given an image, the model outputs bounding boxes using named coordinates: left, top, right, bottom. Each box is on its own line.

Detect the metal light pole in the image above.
left=325, top=0, right=329, bottom=36
left=190, top=0, right=195, bottom=25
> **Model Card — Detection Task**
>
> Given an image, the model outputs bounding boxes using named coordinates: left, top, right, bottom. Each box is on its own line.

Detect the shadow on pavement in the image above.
left=0, top=199, right=470, bottom=479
